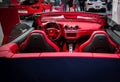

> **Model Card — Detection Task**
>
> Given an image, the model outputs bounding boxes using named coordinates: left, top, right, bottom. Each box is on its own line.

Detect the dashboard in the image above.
left=42, top=22, right=102, bottom=40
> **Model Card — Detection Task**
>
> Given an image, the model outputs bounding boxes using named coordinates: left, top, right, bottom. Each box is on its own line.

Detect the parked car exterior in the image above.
left=10, top=0, right=52, bottom=19
left=85, top=0, right=107, bottom=12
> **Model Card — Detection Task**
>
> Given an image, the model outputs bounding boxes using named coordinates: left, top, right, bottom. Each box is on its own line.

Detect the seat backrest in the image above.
left=79, top=31, right=116, bottom=53
left=20, top=30, right=59, bottom=53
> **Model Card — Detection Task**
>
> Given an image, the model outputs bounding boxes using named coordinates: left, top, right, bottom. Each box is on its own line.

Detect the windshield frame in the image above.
left=39, top=12, right=102, bottom=24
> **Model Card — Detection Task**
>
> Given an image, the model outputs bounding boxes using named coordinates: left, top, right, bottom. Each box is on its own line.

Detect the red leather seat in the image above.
left=20, top=30, right=59, bottom=53
left=79, top=31, right=117, bottom=53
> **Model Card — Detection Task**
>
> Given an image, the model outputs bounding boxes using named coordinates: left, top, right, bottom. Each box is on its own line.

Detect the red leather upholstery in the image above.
left=79, top=31, right=117, bottom=53
left=20, top=30, right=59, bottom=52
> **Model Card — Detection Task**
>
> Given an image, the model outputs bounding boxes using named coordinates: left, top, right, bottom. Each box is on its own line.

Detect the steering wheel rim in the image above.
left=44, top=22, right=62, bottom=40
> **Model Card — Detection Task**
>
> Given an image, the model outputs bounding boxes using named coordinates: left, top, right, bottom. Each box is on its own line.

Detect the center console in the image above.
left=63, top=25, right=80, bottom=39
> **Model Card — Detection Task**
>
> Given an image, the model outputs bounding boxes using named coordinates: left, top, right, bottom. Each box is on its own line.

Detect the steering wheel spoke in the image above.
left=56, top=29, right=60, bottom=33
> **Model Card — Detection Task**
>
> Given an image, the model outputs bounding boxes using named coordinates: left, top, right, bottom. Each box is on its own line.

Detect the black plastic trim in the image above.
left=11, top=27, right=34, bottom=45
left=106, top=17, right=120, bottom=46
left=106, top=29, right=120, bottom=46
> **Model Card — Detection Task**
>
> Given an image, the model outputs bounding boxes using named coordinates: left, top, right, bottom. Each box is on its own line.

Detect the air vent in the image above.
left=75, top=25, right=79, bottom=30
left=64, top=25, right=68, bottom=30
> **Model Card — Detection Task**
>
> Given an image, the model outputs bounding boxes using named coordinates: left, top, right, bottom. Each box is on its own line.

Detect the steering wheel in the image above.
left=44, top=22, right=62, bottom=40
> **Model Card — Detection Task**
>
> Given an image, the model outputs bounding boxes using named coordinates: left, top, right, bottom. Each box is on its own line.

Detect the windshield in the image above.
left=40, top=12, right=100, bottom=23
left=42, top=15, right=95, bottom=22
